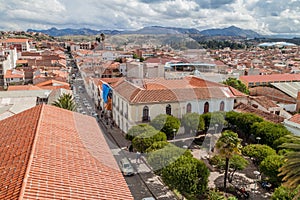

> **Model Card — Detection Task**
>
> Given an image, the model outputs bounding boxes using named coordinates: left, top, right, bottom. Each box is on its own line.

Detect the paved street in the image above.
left=69, top=63, right=177, bottom=200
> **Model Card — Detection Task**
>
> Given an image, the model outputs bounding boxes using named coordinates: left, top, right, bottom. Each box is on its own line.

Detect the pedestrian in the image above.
left=136, top=151, right=141, bottom=163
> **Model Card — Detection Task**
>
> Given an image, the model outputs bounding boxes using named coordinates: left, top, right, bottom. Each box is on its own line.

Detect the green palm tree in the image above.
left=215, top=130, right=241, bottom=191
left=279, top=135, right=300, bottom=199
left=52, top=93, right=76, bottom=111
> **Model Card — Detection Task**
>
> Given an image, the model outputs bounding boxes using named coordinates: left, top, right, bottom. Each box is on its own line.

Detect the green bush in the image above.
left=150, top=114, right=180, bottom=139
left=242, top=144, right=276, bottom=165
left=259, top=155, right=285, bottom=187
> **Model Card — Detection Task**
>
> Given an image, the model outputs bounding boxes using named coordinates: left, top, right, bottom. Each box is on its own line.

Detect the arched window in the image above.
left=204, top=102, right=209, bottom=113
left=166, top=104, right=172, bottom=115
left=142, top=106, right=149, bottom=122
left=220, top=101, right=225, bottom=111
left=186, top=103, right=192, bottom=113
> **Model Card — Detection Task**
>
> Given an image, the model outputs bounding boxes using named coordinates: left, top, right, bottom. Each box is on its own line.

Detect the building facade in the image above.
left=111, top=76, right=240, bottom=133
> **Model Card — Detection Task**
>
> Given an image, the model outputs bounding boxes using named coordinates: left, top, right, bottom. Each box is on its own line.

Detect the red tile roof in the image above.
left=249, top=87, right=296, bottom=104
left=35, top=79, right=70, bottom=90
left=249, top=96, right=279, bottom=109
left=2, top=38, right=29, bottom=43
left=7, top=85, right=42, bottom=91
left=289, top=114, right=300, bottom=124
left=114, top=76, right=237, bottom=103
left=234, top=102, right=284, bottom=123
left=240, top=74, right=300, bottom=83
left=4, top=69, right=24, bottom=79
left=0, top=105, right=133, bottom=200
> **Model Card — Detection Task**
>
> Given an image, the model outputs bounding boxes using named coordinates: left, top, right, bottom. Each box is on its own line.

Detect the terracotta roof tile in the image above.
left=115, top=76, right=236, bottom=103
left=289, top=114, right=300, bottom=124
left=240, top=74, right=300, bottom=83
left=7, top=85, right=42, bottom=91
left=234, top=102, right=284, bottom=123
left=0, top=105, right=133, bottom=200
left=0, top=105, right=42, bottom=200
left=249, top=96, right=279, bottom=109
left=2, top=38, right=29, bottom=43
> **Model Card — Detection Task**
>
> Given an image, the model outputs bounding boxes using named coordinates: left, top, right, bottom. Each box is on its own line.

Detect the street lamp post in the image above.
left=214, top=124, right=219, bottom=134
left=173, top=128, right=177, bottom=140
left=256, top=137, right=261, bottom=144
left=253, top=171, right=261, bottom=191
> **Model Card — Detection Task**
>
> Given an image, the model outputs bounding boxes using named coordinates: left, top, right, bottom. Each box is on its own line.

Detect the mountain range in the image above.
left=27, top=25, right=261, bottom=38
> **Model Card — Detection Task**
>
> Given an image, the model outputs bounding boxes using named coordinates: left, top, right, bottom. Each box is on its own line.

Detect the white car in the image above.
left=119, top=158, right=135, bottom=176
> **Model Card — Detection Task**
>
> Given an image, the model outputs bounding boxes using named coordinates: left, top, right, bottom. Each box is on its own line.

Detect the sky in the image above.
left=0, top=0, right=300, bottom=35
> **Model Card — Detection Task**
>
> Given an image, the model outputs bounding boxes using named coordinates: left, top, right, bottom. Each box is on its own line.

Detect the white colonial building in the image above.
left=111, top=76, right=244, bottom=133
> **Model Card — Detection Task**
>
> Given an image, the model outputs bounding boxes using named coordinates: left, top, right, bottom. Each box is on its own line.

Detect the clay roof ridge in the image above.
left=18, top=104, right=44, bottom=199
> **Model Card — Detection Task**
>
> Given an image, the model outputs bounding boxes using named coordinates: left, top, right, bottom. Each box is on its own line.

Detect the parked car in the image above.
left=142, top=197, right=155, bottom=200
left=119, top=158, right=135, bottom=176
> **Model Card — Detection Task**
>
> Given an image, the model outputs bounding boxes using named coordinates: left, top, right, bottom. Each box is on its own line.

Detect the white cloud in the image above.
left=0, top=0, right=299, bottom=35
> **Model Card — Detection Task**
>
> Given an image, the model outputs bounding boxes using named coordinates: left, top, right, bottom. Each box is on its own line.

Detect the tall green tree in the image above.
left=259, top=155, right=285, bottom=187
left=52, top=93, right=76, bottom=111
left=125, top=124, right=156, bottom=141
left=250, top=121, right=291, bottom=148
left=222, top=77, right=249, bottom=94
left=201, top=111, right=226, bottom=132
left=162, top=155, right=210, bottom=198
left=150, top=114, right=180, bottom=139
left=242, top=144, right=276, bottom=165
left=215, top=130, right=241, bottom=191
left=181, top=112, right=202, bottom=133
left=132, top=129, right=167, bottom=153
left=210, top=154, right=249, bottom=183
left=279, top=135, right=300, bottom=197
left=147, top=143, right=191, bottom=172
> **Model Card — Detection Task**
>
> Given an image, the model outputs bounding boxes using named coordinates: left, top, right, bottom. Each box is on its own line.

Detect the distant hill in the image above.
left=27, top=25, right=261, bottom=38
left=27, top=27, right=122, bottom=37
left=199, top=26, right=261, bottom=38
left=123, top=26, right=201, bottom=34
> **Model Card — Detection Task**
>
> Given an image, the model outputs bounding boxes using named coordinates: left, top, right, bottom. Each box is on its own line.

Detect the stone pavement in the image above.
left=191, top=148, right=272, bottom=199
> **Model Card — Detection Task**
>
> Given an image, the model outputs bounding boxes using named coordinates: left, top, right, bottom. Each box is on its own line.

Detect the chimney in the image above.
left=296, top=90, right=300, bottom=112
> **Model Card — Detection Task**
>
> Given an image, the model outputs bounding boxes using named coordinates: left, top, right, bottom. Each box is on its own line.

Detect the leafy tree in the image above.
left=198, top=114, right=205, bottom=132
left=272, top=185, right=300, bottom=200
left=260, top=155, right=285, bottom=187
left=132, top=129, right=166, bottom=153
left=222, top=77, right=249, bottom=94
left=279, top=136, right=300, bottom=192
left=273, top=135, right=300, bottom=152
left=210, top=154, right=249, bottom=183
left=181, top=112, right=200, bottom=133
left=145, top=141, right=169, bottom=153
left=250, top=121, right=291, bottom=148
left=147, top=143, right=191, bottom=172
left=242, top=144, right=276, bottom=165
left=125, top=124, right=156, bottom=141
left=201, top=112, right=226, bottom=132
left=52, top=93, right=76, bottom=111
left=225, top=111, right=240, bottom=128
left=215, top=130, right=241, bottom=191
left=150, top=114, right=180, bottom=139
left=161, top=155, right=210, bottom=197
left=234, top=113, right=263, bottom=141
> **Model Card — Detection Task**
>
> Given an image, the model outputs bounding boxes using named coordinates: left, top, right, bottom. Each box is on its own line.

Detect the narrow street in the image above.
left=68, top=57, right=177, bottom=200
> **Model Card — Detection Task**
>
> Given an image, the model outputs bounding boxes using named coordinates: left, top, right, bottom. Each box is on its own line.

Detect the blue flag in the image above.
left=102, top=83, right=111, bottom=103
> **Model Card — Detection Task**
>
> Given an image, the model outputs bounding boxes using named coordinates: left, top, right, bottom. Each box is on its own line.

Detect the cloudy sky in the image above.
left=0, top=0, right=300, bottom=35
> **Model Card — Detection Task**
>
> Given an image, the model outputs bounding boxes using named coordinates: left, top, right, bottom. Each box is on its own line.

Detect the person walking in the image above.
left=136, top=151, right=141, bottom=163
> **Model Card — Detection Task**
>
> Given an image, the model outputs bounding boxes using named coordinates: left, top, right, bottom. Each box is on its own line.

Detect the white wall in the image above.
left=113, top=90, right=235, bottom=134
left=284, top=120, right=300, bottom=136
